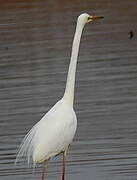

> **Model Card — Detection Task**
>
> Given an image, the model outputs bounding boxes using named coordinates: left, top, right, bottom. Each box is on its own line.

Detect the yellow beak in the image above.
left=87, top=15, right=104, bottom=23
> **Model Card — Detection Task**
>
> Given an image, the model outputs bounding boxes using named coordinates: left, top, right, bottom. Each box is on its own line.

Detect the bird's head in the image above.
left=77, top=13, right=104, bottom=26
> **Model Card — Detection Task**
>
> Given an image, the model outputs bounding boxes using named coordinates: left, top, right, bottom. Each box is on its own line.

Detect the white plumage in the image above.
left=16, top=99, right=77, bottom=166
left=15, top=13, right=103, bottom=180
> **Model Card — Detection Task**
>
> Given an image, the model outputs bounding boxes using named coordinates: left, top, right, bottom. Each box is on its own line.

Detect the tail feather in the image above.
left=15, top=124, right=38, bottom=166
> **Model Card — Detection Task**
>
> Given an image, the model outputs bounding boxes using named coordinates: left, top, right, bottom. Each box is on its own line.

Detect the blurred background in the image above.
left=0, top=0, right=137, bottom=179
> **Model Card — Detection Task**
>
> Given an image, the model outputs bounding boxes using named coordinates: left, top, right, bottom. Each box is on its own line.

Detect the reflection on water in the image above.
left=0, top=0, right=137, bottom=180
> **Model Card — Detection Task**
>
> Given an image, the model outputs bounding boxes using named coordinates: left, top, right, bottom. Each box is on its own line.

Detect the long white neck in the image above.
left=63, top=20, right=85, bottom=106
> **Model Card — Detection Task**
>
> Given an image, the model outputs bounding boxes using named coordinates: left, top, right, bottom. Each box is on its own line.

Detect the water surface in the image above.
left=0, top=0, right=137, bottom=180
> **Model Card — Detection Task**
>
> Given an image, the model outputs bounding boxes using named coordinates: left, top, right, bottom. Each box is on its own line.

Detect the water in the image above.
left=0, top=0, right=137, bottom=179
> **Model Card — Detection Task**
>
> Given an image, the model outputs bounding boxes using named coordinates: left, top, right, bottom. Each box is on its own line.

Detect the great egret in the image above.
left=15, top=13, right=103, bottom=180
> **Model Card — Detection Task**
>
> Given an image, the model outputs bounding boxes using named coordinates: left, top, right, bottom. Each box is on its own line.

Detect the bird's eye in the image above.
left=87, top=16, right=92, bottom=22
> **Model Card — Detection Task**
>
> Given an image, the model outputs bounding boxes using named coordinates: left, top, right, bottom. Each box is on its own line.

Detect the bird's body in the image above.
left=15, top=13, right=103, bottom=180
left=33, top=99, right=77, bottom=163
left=16, top=98, right=77, bottom=164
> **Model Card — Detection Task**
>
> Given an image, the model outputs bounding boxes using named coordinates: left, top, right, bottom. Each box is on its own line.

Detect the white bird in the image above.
left=15, top=13, right=104, bottom=180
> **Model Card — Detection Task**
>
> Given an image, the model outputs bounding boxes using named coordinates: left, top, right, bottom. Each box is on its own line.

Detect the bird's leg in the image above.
left=61, top=147, right=69, bottom=180
left=41, top=160, right=48, bottom=180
